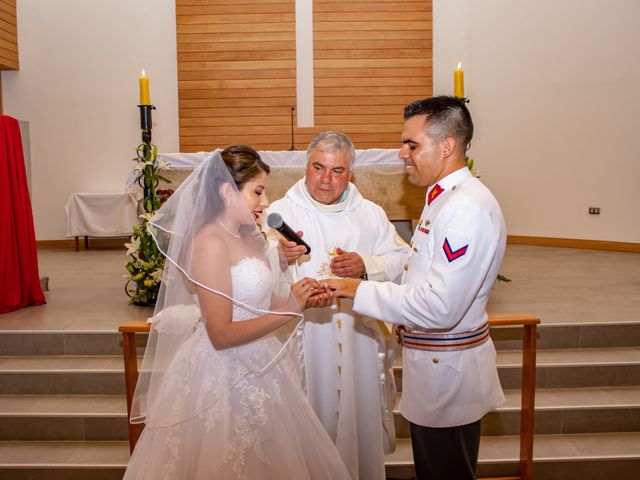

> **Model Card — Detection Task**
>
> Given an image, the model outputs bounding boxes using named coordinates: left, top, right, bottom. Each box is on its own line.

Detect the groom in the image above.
left=325, top=96, right=507, bottom=480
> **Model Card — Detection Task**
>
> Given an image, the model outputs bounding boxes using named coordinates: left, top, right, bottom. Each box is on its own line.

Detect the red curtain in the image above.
left=0, top=114, right=46, bottom=313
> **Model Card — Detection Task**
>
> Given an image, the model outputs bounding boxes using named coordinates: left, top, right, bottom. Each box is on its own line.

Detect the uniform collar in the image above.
left=426, top=167, right=472, bottom=206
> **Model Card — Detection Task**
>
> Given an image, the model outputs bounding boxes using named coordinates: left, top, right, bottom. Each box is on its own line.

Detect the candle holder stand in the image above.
left=138, top=104, right=155, bottom=144
left=125, top=103, right=170, bottom=307
left=137, top=105, right=157, bottom=201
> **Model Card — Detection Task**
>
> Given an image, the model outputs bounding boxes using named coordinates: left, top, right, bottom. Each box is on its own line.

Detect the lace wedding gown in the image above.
left=123, top=258, right=351, bottom=480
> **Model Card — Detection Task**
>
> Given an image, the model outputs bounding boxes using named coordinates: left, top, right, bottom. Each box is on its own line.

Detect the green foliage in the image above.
left=124, top=142, right=172, bottom=305
left=466, top=156, right=480, bottom=178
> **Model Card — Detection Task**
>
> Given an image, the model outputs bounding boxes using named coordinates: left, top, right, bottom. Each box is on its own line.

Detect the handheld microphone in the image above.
left=267, top=213, right=311, bottom=255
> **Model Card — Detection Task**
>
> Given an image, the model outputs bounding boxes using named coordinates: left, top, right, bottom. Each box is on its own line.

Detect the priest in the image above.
left=266, top=131, right=410, bottom=480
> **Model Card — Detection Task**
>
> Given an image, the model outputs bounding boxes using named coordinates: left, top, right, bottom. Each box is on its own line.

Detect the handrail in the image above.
left=118, top=314, right=540, bottom=477
left=487, top=314, right=540, bottom=480
left=118, top=320, right=150, bottom=453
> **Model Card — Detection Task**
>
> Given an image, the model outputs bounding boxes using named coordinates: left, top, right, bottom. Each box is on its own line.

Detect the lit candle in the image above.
left=453, top=62, right=464, bottom=98
left=139, top=70, right=150, bottom=105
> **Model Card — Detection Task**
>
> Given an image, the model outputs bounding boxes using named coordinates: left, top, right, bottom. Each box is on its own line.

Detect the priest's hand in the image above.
left=330, top=248, right=366, bottom=278
left=279, top=232, right=308, bottom=265
left=321, top=277, right=361, bottom=299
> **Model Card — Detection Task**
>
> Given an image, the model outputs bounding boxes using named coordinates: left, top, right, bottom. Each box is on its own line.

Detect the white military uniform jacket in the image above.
left=267, top=179, right=410, bottom=480
left=353, top=167, right=506, bottom=428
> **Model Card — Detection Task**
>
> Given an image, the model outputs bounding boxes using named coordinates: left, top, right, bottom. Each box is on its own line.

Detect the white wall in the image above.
left=2, top=0, right=179, bottom=240
left=3, top=0, right=639, bottom=242
left=434, top=0, right=640, bottom=242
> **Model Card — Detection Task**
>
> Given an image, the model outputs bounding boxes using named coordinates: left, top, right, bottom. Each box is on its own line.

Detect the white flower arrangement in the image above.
left=124, top=142, right=173, bottom=305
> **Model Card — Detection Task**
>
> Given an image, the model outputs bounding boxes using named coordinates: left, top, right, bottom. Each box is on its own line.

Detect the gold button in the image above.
left=432, top=357, right=439, bottom=364
left=413, top=247, right=418, bottom=253
left=425, top=220, right=430, bottom=226
left=337, top=366, right=342, bottom=375
left=403, top=264, right=408, bottom=271
left=452, top=186, right=457, bottom=191
left=338, top=342, right=343, bottom=353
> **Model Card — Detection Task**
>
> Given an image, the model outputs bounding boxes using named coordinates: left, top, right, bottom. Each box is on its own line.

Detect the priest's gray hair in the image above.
left=306, top=131, right=356, bottom=170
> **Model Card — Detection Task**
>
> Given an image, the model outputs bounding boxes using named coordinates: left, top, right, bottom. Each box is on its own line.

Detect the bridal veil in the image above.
left=130, top=150, right=303, bottom=428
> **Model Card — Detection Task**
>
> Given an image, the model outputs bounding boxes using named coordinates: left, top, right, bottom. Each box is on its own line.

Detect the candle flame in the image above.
left=141, top=69, right=146, bottom=77
left=457, top=62, right=462, bottom=70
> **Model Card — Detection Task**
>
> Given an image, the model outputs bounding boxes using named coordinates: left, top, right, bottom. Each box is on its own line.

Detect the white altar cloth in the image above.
left=158, top=148, right=401, bottom=169
left=122, top=148, right=422, bottom=222
left=126, top=149, right=403, bottom=189
left=65, top=192, right=139, bottom=238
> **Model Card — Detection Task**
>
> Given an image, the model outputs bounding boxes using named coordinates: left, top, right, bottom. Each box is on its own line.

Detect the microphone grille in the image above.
left=266, top=212, right=283, bottom=229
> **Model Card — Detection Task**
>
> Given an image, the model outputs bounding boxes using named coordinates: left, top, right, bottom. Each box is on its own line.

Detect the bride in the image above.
left=123, top=145, right=350, bottom=479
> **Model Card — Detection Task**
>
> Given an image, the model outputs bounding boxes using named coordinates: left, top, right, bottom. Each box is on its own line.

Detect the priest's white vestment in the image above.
left=267, top=179, right=410, bottom=480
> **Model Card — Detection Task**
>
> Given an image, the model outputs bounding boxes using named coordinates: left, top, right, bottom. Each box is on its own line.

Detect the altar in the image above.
left=136, top=149, right=425, bottom=222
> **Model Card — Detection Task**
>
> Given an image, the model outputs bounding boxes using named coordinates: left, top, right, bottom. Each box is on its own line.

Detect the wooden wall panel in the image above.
left=177, top=0, right=432, bottom=151
left=177, top=0, right=296, bottom=151
left=0, top=0, right=18, bottom=70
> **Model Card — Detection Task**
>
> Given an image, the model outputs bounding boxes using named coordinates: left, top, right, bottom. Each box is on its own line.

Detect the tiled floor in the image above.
left=0, top=249, right=153, bottom=331
left=0, top=244, right=638, bottom=331
left=489, top=245, right=640, bottom=325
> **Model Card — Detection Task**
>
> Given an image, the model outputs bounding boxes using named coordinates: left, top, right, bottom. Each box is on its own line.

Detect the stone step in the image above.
left=490, top=321, right=640, bottom=350
left=498, top=346, right=640, bottom=389
left=2, top=432, right=639, bottom=480
left=0, top=356, right=125, bottom=395
left=394, top=347, right=640, bottom=391
left=393, top=386, right=640, bottom=438
left=1, top=385, right=638, bottom=442
left=0, top=331, right=147, bottom=356
left=0, top=384, right=637, bottom=444
left=2, top=346, right=639, bottom=397
left=0, top=440, right=129, bottom=480
left=386, top=432, right=640, bottom=480
left=0, top=321, right=637, bottom=358
left=0, top=395, right=128, bottom=441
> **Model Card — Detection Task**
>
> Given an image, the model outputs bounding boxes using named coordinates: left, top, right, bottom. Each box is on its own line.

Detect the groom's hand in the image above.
left=322, top=277, right=361, bottom=299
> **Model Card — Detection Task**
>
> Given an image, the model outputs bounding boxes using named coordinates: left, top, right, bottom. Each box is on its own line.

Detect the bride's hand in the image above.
left=291, top=278, right=332, bottom=310
left=307, top=283, right=333, bottom=309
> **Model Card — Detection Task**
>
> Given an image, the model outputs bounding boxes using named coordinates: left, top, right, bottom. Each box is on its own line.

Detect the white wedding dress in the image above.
left=123, top=258, right=351, bottom=480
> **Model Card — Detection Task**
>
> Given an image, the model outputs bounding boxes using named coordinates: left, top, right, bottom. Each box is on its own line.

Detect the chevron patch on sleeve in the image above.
left=443, top=237, right=469, bottom=262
